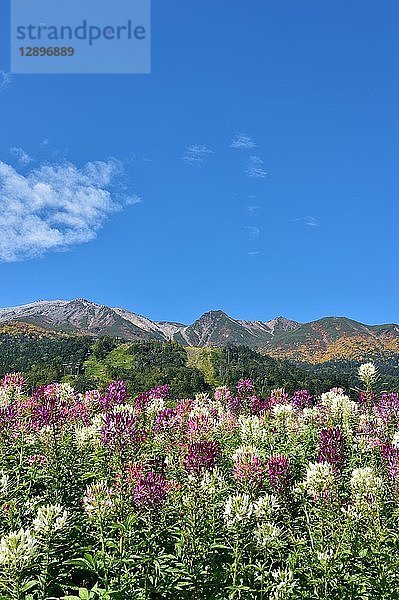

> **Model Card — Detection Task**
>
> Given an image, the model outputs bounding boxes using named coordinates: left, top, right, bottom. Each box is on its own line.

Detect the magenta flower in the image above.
left=380, top=444, right=399, bottom=481
left=183, top=440, right=221, bottom=475
left=102, top=411, right=145, bottom=451
left=0, top=406, right=17, bottom=437
left=134, top=385, right=170, bottom=412
left=227, top=396, right=243, bottom=416
left=318, top=426, right=345, bottom=469
left=291, top=390, right=314, bottom=409
left=237, top=379, right=255, bottom=395
left=374, top=393, right=399, bottom=425
left=154, top=408, right=179, bottom=433
left=1, top=373, right=24, bottom=391
left=214, top=386, right=232, bottom=402
left=251, top=396, right=271, bottom=416
left=269, top=389, right=290, bottom=406
left=101, top=381, right=128, bottom=411
left=186, top=414, right=212, bottom=438
left=266, top=454, right=290, bottom=492
left=133, top=470, right=168, bottom=510
left=233, top=453, right=264, bottom=486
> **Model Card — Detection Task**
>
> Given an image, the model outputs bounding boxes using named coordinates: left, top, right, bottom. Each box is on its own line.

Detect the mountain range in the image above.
left=0, top=299, right=399, bottom=363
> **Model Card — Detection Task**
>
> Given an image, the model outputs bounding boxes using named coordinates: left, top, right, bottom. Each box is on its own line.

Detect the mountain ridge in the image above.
left=0, top=299, right=398, bottom=362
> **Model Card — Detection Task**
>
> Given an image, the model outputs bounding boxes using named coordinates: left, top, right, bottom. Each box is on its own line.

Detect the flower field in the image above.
left=0, top=365, right=398, bottom=599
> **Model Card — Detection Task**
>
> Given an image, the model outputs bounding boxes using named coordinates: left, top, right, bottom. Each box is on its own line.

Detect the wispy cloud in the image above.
left=248, top=251, right=260, bottom=256
left=247, top=205, right=259, bottom=215
left=40, top=138, right=49, bottom=147
left=0, top=71, right=11, bottom=90
left=245, top=225, right=261, bottom=238
left=246, top=156, right=267, bottom=178
left=291, top=216, right=319, bottom=227
left=230, top=134, right=257, bottom=149
left=183, top=144, right=213, bottom=166
left=0, top=159, right=137, bottom=262
left=10, top=147, right=33, bottom=166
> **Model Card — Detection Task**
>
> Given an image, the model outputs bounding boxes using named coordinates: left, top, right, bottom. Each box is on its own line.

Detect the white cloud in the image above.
left=245, top=225, right=261, bottom=238
left=183, top=144, right=213, bottom=166
left=0, top=159, right=136, bottom=262
left=10, top=147, right=33, bottom=166
left=246, top=156, right=267, bottom=178
left=230, top=134, right=257, bottom=149
left=247, top=205, right=259, bottom=215
left=291, top=216, right=319, bottom=227
left=40, top=138, right=49, bottom=147
left=248, top=251, right=260, bottom=256
left=0, top=72, right=11, bottom=90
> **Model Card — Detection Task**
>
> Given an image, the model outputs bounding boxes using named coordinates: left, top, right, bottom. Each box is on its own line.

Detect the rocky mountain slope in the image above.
left=265, top=317, right=399, bottom=363
left=0, top=299, right=398, bottom=361
left=0, top=300, right=299, bottom=349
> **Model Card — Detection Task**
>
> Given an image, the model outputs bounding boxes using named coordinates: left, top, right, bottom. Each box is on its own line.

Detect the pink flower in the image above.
left=233, top=451, right=263, bottom=486
left=318, top=427, right=345, bottom=469
left=133, top=471, right=168, bottom=511
left=183, top=440, right=221, bottom=475
left=266, top=454, right=290, bottom=493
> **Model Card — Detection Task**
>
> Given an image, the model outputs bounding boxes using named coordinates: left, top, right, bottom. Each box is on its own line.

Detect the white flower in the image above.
left=358, top=363, right=377, bottom=384
left=300, top=462, right=336, bottom=501
left=33, top=504, right=68, bottom=535
left=37, top=425, right=53, bottom=445
left=224, top=493, right=254, bottom=528
left=272, top=403, right=295, bottom=419
left=0, top=472, right=9, bottom=495
left=317, top=548, right=334, bottom=564
left=238, top=415, right=267, bottom=445
left=0, top=529, right=37, bottom=570
left=270, top=568, right=296, bottom=599
left=0, top=389, right=9, bottom=408
left=59, top=382, right=75, bottom=402
left=194, top=392, right=212, bottom=404
left=146, top=398, right=165, bottom=414
left=232, top=445, right=260, bottom=462
left=321, top=390, right=358, bottom=421
left=113, top=403, right=136, bottom=415
left=253, top=494, right=280, bottom=521
left=350, top=467, right=381, bottom=504
left=75, top=424, right=101, bottom=448
left=200, top=467, right=226, bottom=496
left=392, top=431, right=399, bottom=448
left=255, top=521, right=282, bottom=548
left=83, top=481, right=114, bottom=517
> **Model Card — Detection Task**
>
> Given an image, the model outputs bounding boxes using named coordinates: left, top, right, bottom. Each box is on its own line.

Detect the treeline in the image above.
left=0, top=331, right=93, bottom=389
left=1, top=331, right=398, bottom=396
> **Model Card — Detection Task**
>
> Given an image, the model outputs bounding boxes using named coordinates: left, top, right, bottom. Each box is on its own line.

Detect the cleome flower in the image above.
left=255, top=521, right=282, bottom=549
left=224, top=493, right=254, bottom=529
left=200, top=466, right=226, bottom=496
left=266, top=455, right=290, bottom=493
left=33, top=504, right=68, bottom=536
left=253, top=493, right=280, bottom=521
left=233, top=449, right=263, bottom=486
left=300, top=461, right=336, bottom=502
left=349, top=467, right=382, bottom=516
left=238, top=414, right=268, bottom=446
left=317, top=426, right=345, bottom=469
left=321, top=389, right=358, bottom=423
left=83, top=481, right=114, bottom=518
left=0, top=529, right=37, bottom=570
left=358, top=363, right=377, bottom=386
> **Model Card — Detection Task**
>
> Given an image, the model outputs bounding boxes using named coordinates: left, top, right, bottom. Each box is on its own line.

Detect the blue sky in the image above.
left=0, top=0, right=399, bottom=325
